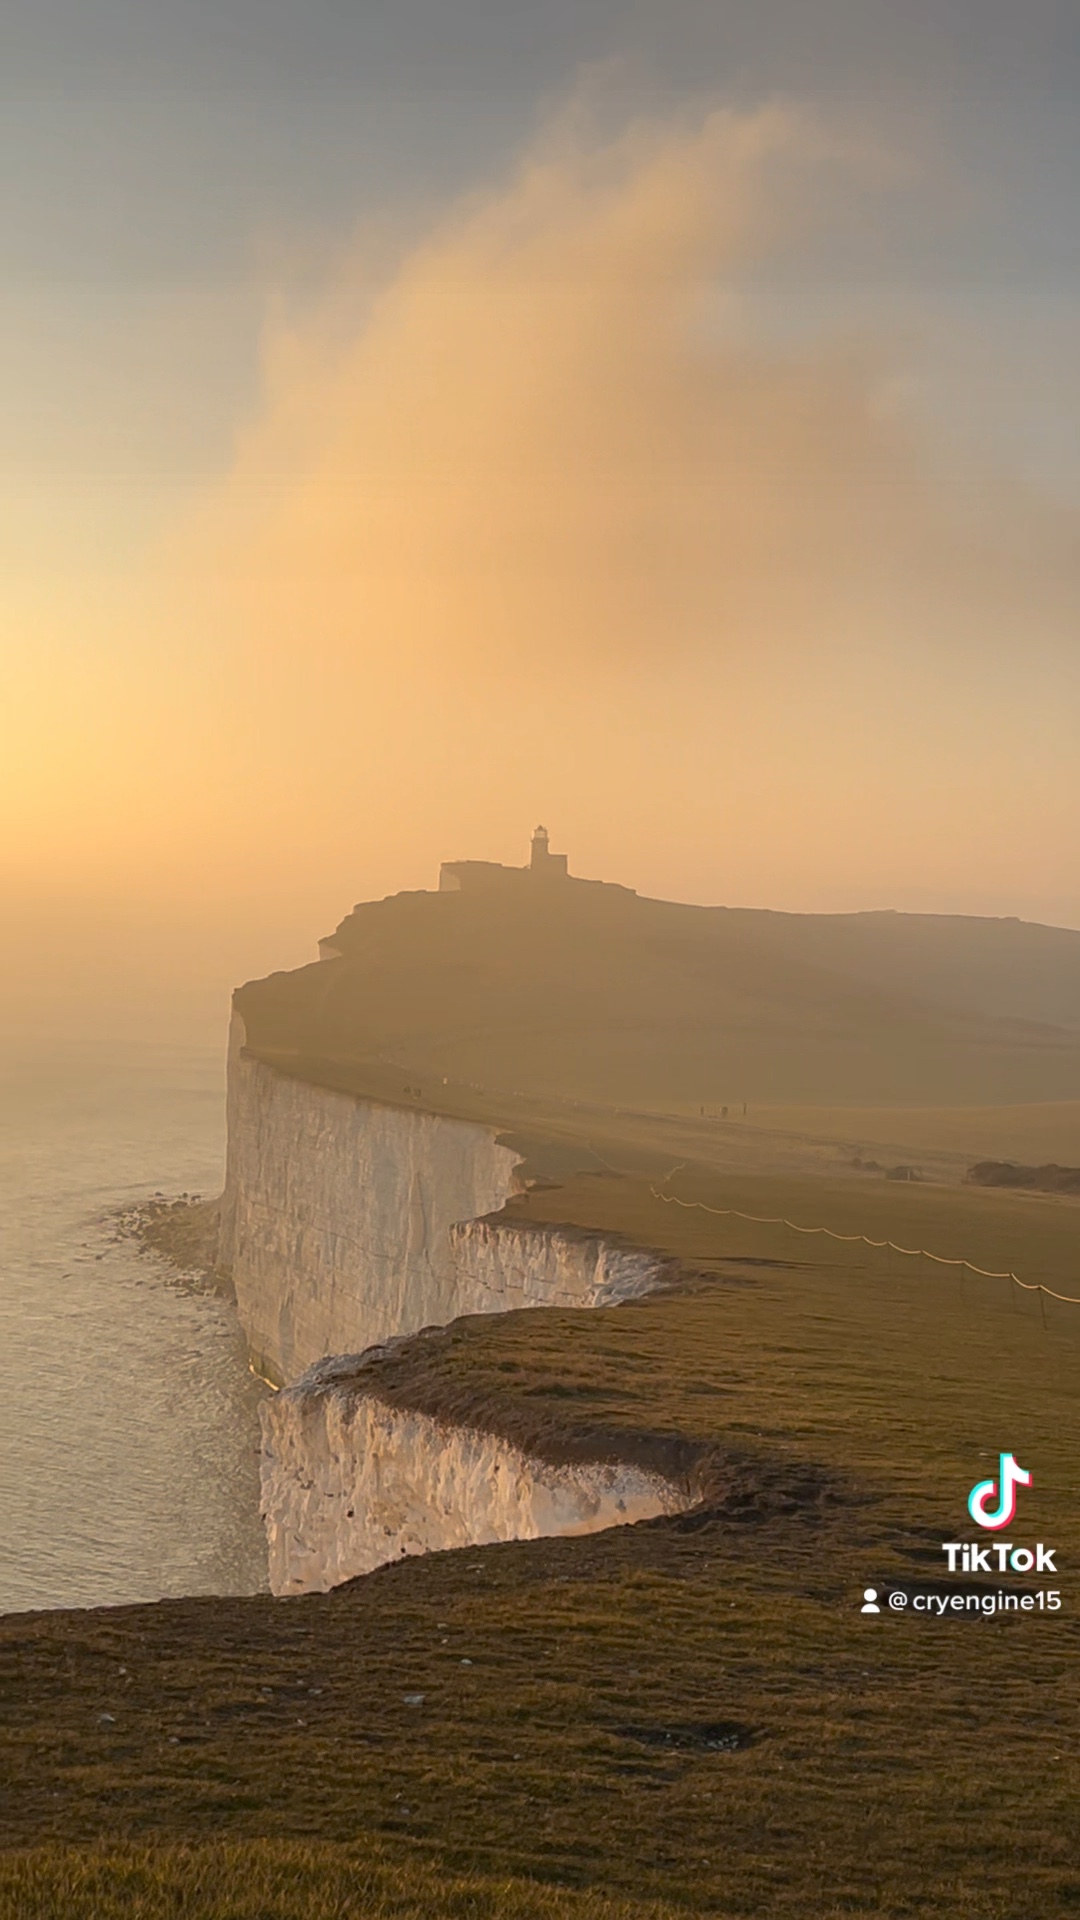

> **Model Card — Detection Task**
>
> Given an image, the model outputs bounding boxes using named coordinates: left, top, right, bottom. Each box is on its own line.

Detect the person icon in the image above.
left=861, top=1588, right=880, bottom=1614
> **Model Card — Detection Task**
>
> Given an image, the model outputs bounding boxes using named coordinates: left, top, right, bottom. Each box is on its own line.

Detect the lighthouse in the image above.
left=530, top=825, right=568, bottom=879
left=439, top=827, right=573, bottom=892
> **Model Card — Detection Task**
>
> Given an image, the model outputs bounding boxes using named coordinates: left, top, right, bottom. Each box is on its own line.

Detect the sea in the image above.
left=0, top=1033, right=268, bottom=1615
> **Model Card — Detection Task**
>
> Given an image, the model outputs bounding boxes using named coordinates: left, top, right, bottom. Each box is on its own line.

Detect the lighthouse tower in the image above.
left=530, top=825, right=568, bottom=879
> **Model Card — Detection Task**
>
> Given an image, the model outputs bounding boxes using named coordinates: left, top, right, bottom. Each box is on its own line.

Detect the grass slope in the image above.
left=236, top=882, right=1080, bottom=1108
left=4, top=1164, right=1078, bottom=1918
left=0, top=1842, right=682, bottom=1920
left=9, top=882, right=1080, bottom=1912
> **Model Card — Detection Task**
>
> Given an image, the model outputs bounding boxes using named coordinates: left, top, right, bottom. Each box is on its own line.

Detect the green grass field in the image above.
left=737, top=1101, right=1080, bottom=1165
left=4, top=1154, right=1078, bottom=1918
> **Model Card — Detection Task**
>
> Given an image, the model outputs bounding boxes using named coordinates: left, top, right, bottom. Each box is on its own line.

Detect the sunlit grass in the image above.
left=0, top=1841, right=684, bottom=1920
left=3, top=1165, right=1078, bottom=1917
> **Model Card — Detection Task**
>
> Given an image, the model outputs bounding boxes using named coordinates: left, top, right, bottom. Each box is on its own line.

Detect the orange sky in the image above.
left=3, top=100, right=1078, bottom=1040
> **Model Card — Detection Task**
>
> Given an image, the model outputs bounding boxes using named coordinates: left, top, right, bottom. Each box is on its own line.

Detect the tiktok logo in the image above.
left=940, top=1454, right=1053, bottom=1575
left=967, top=1453, right=1032, bottom=1531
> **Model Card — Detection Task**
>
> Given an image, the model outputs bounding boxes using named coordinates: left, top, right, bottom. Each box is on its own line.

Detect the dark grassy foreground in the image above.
left=3, top=1168, right=1079, bottom=1918
left=0, top=1841, right=682, bottom=1920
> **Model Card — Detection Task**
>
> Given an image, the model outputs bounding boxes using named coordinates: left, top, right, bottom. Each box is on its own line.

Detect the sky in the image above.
left=2, top=1, right=1079, bottom=1040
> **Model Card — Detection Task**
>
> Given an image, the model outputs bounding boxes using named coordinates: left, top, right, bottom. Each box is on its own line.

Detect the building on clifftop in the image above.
left=528, top=825, right=569, bottom=879
left=317, top=831, right=635, bottom=954
left=439, top=826, right=571, bottom=894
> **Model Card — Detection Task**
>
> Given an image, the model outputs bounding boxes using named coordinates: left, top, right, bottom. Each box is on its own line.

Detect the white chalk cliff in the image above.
left=219, top=1013, right=523, bottom=1385
left=220, top=1010, right=676, bottom=1589
left=261, top=1355, right=692, bottom=1595
left=448, top=1215, right=665, bottom=1312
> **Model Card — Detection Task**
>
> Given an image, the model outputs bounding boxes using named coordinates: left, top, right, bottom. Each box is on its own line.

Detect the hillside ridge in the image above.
left=235, top=873, right=1080, bottom=1108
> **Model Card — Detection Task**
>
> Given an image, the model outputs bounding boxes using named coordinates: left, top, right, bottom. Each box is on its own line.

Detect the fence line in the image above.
left=648, top=1175, right=1080, bottom=1307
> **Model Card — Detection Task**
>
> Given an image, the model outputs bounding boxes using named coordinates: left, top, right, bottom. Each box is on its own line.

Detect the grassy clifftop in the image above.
left=235, top=880, right=1080, bottom=1107
left=4, top=1158, right=1078, bottom=1916
left=6, top=881, right=1078, bottom=1914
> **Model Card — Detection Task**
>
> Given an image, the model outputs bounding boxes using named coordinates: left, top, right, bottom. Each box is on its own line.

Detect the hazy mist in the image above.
left=3, top=61, right=1079, bottom=1039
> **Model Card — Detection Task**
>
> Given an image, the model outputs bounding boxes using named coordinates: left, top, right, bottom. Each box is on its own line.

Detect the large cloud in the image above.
left=7, top=99, right=1077, bottom=949
left=186, top=104, right=986, bottom=678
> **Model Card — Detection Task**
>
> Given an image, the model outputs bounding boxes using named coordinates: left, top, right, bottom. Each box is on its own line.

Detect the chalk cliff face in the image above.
left=448, top=1216, right=666, bottom=1310
left=219, top=1013, right=523, bottom=1384
left=261, top=1354, right=692, bottom=1596
left=221, top=1008, right=679, bottom=1588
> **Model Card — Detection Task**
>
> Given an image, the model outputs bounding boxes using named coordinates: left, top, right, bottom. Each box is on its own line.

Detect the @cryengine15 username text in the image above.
left=861, top=1587, right=1062, bottom=1616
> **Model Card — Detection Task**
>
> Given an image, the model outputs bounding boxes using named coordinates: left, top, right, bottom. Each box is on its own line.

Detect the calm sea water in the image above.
left=0, top=1035, right=267, bottom=1614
